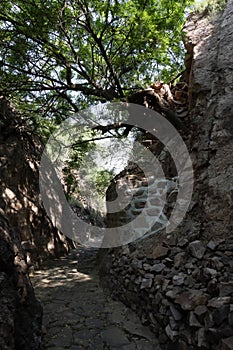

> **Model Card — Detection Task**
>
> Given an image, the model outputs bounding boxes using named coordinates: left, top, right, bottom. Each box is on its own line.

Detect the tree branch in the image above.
left=80, top=1, right=124, bottom=98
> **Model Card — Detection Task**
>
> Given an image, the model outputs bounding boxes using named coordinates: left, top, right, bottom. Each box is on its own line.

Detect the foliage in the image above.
left=95, top=169, right=114, bottom=197
left=61, top=128, right=115, bottom=212
left=192, top=0, right=227, bottom=14
left=62, top=129, right=98, bottom=195
left=0, top=0, right=193, bottom=123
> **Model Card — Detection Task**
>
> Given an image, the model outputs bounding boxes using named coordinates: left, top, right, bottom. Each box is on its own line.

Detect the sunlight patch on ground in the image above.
left=32, top=266, right=93, bottom=289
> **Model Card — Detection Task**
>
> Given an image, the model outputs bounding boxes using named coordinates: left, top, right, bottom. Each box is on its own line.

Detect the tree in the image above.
left=0, top=0, right=193, bottom=125
left=0, top=0, right=194, bottom=210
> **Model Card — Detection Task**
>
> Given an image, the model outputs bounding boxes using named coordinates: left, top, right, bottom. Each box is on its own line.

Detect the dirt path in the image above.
left=31, top=248, right=161, bottom=350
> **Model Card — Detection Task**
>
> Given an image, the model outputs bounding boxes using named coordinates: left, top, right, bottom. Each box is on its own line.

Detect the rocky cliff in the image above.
left=0, top=206, right=42, bottom=350
left=183, top=0, right=233, bottom=241
left=100, top=2, right=233, bottom=350
left=0, top=98, right=75, bottom=349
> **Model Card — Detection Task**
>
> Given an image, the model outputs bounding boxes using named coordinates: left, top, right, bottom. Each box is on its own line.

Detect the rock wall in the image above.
left=0, top=97, right=75, bottom=349
left=106, top=168, right=178, bottom=246
left=101, top=235, right=233, bottom=350
left=100, top=2, right=233, bottom=349
left=0, top=203, right=42, bottom=350
left=183, top=0, right=233, bottom=240
left=0, top=98, right=75, bottom=266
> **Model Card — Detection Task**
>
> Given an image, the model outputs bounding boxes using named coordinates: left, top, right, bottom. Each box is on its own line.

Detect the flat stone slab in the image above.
left=101, top=327, right=131, bottom=346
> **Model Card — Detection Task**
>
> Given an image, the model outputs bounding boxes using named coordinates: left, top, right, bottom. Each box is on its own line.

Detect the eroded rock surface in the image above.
left=0, top=98, right=75, bottom=349
left=0, top=205, right=42, bottom=350
left=183, top=1, right=233, bottom=239
left=0, top=98, right=75, bottom=266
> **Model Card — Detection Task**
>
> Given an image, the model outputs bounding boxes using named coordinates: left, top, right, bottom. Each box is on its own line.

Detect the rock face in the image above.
left=100, top=2, right=233, bottom=349
left=0, top=98, right=75, bottom=349
left=0, top=205, right=42, bottom=350
left=0, top=98, right=74, bottom=266
left=183, top=0, right=233, bottom=240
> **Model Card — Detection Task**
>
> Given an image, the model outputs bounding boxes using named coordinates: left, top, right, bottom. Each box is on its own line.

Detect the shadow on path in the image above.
left=31, top=248, right=160, bottom=350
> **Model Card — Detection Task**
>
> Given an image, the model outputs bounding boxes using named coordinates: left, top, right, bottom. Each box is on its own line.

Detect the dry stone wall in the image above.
left=101, top=234, right=233, bottom=350
left=106, top=169, right=178, bottom=243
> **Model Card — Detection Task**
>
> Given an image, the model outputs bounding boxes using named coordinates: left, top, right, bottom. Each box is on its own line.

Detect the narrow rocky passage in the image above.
left=31, top=248, right=161, bottom=350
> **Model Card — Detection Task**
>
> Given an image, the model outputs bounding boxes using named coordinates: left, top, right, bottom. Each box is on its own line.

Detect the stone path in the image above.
left=31, top=248, right=161, bottom=350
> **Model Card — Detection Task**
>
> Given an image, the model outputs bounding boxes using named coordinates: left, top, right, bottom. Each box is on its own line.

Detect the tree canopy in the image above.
left=0, top=0, right=194, bottom=206
left=0, top=0, right=193, bottom=125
